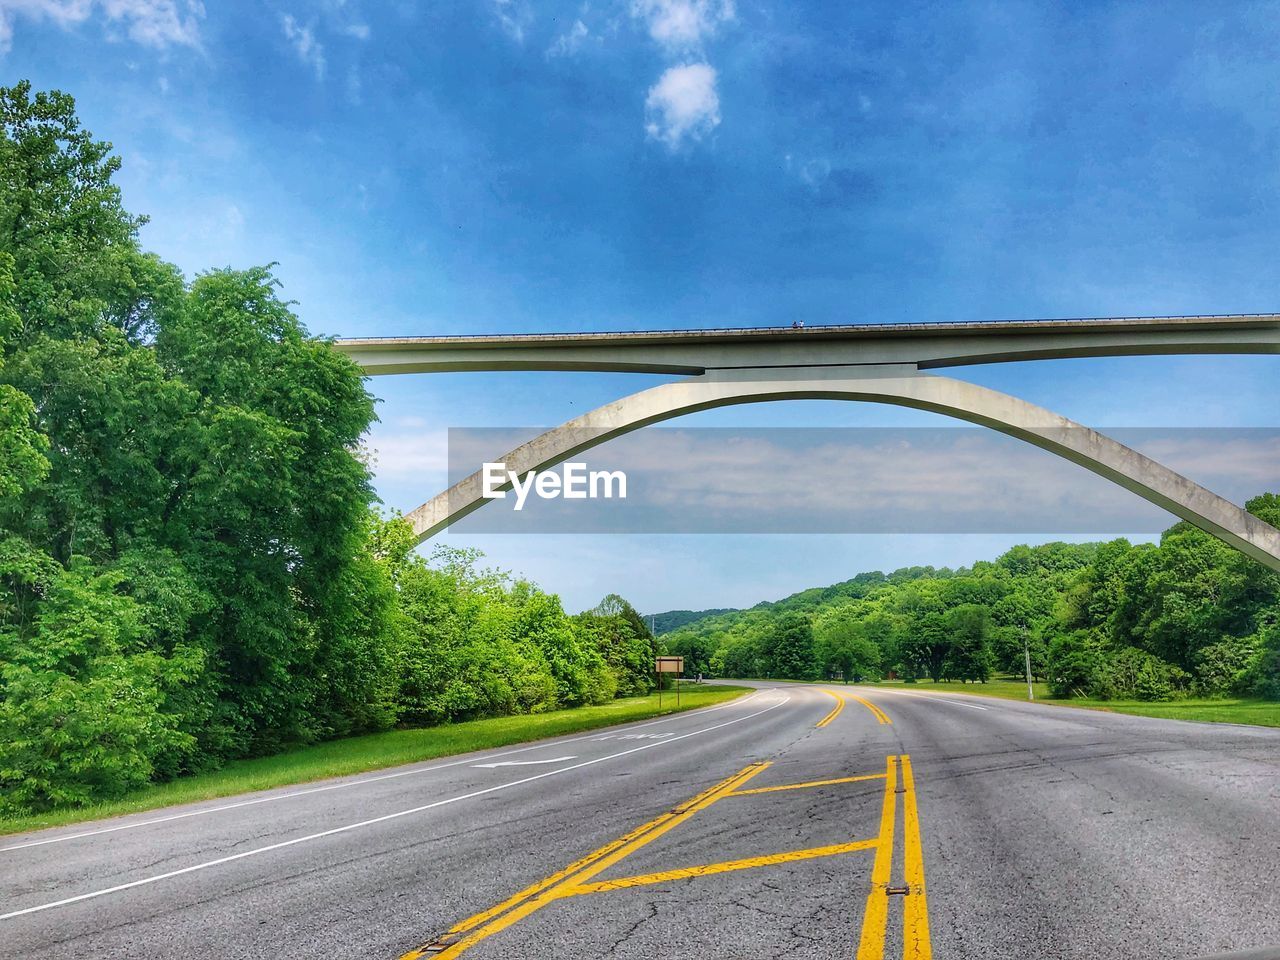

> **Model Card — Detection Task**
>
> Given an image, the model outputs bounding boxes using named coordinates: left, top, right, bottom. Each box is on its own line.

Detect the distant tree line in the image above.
left=0, top=83, right=655, bottom=816
left=662, top=516, right=1280, bottom=702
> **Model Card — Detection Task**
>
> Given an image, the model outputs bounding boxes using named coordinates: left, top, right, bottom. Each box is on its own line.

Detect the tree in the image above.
left=1047, top=630, right=1103, bottom=698
left=813, top=603, right=883, bottom=681
left=583, top=594, right=657, bottom=694
left=1245, top=618, right=1280, bottom=699
left=896, top=590, right=950, bottom=681
left=0, top=85, right=400, bottom=804
left=941, top=604, right=994, bottom=682
left=764, top=613, right=817, bottom=680
left=662, top=632, right=716, bottom=678
left=0, top=254, right=47, bottom=506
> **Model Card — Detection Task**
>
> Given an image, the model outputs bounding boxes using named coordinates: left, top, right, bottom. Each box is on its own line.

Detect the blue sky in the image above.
left=5, top=0, right=1279, bottom=611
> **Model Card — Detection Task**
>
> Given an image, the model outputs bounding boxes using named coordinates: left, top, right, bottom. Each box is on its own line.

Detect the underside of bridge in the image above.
left=333, top=315, right=1280, bottom=571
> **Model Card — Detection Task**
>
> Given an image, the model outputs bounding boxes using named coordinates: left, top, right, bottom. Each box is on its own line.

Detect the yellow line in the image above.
left=847, top=693, right=892, bottom=724
left=816, top=689, right=845, bottom=727
left=551, top=762, right=770, bottom=892
left=901, top=755, right=932, bottom=960
left=856, top=755, right=898, bottom=960
left=428, top=799, right=680, bottom=941
left=568, top=839, right=878, bottom=893
left=730, top=773, right=885, bottom=796
left=405, top=762, right=769, bottom=960
left=428, top=762, right=762, bottom=945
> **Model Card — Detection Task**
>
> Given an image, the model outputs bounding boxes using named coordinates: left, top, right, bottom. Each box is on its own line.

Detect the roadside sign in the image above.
left=655, top=656, right=684, bottom=674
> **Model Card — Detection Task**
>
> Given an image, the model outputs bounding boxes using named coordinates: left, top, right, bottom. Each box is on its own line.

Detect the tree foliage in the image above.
left=0, top=84, right=659, bottom=816
left=666, top=527, right=1280, bottom=703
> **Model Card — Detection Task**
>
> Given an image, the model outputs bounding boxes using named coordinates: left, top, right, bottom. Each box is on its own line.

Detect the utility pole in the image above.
left=1022, top=627, right=1035, bottom=701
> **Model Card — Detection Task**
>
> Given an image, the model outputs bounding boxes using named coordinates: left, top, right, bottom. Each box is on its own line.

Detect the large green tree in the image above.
left=0, top=83, right=396, bottom=810
left=763, top=612, right=817, bottom=680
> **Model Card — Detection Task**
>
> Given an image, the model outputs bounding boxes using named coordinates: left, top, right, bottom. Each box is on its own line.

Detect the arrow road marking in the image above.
left=472, top=756, right=577, bottom=768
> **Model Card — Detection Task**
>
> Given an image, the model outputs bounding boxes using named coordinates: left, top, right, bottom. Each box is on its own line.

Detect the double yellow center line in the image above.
left=857, top=755, right=931, bottom=960
left=403, top=689, right=925, bottom=960
left=820, top=688, right=892, bottom=726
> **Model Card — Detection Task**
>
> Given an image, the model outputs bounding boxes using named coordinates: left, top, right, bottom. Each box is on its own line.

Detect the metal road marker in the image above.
left=401, top=752, right=931, bottom=960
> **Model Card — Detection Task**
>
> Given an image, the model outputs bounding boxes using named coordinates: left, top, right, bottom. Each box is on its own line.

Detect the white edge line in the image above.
left=0, top=689, right=763, bottom=853
left=0, top=694, right=789, bottom=921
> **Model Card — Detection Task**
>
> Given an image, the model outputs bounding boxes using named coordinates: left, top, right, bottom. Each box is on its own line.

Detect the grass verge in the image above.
left=867, top=678, right=1280, bottom=728
left=0, top=684, right=751, bottom=838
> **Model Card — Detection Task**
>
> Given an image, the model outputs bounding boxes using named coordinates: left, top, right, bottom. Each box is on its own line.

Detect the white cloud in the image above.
left=644, top=62, right=720, bottom=147
left=340, top=21, right=369, bottom=40
left=365, top=429, right=450, bottom=479
left=630, top=0, right=733, bottom=54
left=0, top=0, right=203, bottom=54
left=492, top=0, right=530, bottom=43
left=546, top=18, right=587, bottom=58
left=281, top=12, right=325, bottom=80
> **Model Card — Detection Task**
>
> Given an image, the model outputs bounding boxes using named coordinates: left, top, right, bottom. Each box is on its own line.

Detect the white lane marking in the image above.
left=472, top=756, right=576, bottom=768
left=0, top=690, right=763, bottom=853
left=0, top=695, right=789, bottom=921
left=864, top=688, right=989, bottom=711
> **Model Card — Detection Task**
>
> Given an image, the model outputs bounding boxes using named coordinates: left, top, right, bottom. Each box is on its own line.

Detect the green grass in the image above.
left=870, top=677, right=1053, bottom=701
left=865, top=678, right=1280, bottom=728
left=0, top=684, right=751, bottom=838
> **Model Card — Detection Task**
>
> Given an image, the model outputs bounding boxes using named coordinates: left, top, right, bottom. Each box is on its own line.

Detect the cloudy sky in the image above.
left=5, top=0, right=1280, bottom=611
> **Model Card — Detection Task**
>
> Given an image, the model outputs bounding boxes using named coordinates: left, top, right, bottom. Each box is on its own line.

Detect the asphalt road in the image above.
left=2, top=683, right=1278, bottom=959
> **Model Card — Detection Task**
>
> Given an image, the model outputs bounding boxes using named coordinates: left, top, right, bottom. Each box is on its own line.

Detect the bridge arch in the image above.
left=403, top=365, right=1280, bottom=572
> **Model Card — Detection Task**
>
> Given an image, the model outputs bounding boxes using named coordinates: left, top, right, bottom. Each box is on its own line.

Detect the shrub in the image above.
left=0, top=563, right=195, bottom=814
left=1246, top=622, right=1280, bottom=700
left=1047, top=630, right=1102, bottom=698
left=1193, top=637, right=1259, bottom=697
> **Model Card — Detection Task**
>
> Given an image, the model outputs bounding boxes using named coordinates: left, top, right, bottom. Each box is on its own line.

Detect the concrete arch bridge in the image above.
left=334, top=315, right=1280, bottom=571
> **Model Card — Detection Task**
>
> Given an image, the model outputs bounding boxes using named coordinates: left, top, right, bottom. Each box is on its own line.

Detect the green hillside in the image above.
left=660, top=525, right=1280, bottom=707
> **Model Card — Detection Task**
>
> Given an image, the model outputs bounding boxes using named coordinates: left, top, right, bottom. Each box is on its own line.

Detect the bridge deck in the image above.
left=333, top=314, right=1280, bottom=375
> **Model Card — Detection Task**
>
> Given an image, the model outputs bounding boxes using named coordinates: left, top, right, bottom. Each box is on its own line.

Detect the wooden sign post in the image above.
left=655, top=656, right=684, bottom=709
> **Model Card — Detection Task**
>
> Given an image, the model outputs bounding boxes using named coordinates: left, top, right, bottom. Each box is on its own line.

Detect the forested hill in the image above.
left=653, top=567, right=981, bottom=635
left=647, top=608, right=738, bottom=635
left=661, top=529, right=1280, bottom=704
left=647, top=568, right=969, bottom=636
